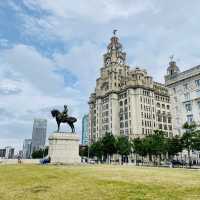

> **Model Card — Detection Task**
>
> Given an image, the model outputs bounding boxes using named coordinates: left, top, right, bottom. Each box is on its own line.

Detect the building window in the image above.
left=184, top=93, right=190, bottom=101
left=167, top=105, right=170, bottom=110
left=120, top=122, right=124, bottom=128
left=124, top=99, right=127, bottom=105
left=183, top=83, right=188, bottom=91
left=198, top=101, right=200, bottom=109
left=158, top=116, right=162, bottom=122
left=195, top=79, right=200, bottom=88
left=168, top=117, right=172, bottom=123
left=185, top=103, right=192, bottom=112
left=120, top=101, right=123, bottom=106
left=162, top=104, right=165, bottom=109
left=187, top=115, right=193, bottom=124
left=124, top=107, right=128, bottom=112
left=159, top=124, right=162, bottom=129
left=196, top=90, right=200, bottom=98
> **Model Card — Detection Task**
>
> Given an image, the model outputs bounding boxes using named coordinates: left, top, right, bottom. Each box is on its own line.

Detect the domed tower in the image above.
left=165, top=56, right=180, bottom=83
left=103, top=30, right=126, bottom=67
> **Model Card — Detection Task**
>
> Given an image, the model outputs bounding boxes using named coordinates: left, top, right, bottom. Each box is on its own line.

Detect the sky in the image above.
left=1, top=0, right=200, bottom=152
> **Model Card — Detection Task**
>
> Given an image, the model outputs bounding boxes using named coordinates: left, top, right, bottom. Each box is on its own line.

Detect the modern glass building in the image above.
left=23, top=139, right=32, bottom=158
left=31, top=119, right=47, bottom=153
left=82, top=114, right=89, bottom=145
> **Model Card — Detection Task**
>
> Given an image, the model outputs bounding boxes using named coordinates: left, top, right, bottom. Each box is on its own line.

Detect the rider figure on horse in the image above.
left=62, top=105, right=68, bottom=118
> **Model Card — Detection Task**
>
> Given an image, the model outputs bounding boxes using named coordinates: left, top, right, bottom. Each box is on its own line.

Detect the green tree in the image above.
left=143, top=130, right=167, bottom=165
left=166, top=136, right=183, bottom=160
left=101, top=132, right=117, bottom=163
left=132, top=137, right=148, bottom=165
left=89, top=140, right=103, bottom=162
left=116, top=135, right=132, bottom=164
left=182, top=122, right=197, bottom=167
left=32, top=147, right=48, bottom=159
left=192, top=130, right=200, bottom=151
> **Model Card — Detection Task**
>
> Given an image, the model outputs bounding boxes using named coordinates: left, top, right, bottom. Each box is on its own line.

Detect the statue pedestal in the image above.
left=48, top=132, right=80, bottom=164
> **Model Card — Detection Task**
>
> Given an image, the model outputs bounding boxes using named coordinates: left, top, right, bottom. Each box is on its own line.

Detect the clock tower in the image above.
left=103, top=30, right=126, bottom=67
left=94, top=31, right=130, bottom=96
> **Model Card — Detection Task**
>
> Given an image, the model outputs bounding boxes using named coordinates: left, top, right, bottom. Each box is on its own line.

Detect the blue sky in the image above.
left=1, top=0, right=200, bottom=151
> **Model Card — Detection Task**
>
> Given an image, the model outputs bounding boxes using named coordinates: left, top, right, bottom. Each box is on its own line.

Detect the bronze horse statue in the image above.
left=51, top=109, right=77, bottom=133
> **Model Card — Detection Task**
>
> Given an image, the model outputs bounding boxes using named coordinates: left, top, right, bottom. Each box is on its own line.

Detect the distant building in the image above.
left=88, top=33, right=173, bottom=143
left=165, top=60, right=200, bottom=135
left=82, top=114, right=89, bottom=145
left=0, top=148, right=6, bottom=158
left=4, top=146, right=14, bottom=159
left=31, top=119, right=47, bottom=153
left=23, top=139, right=32, bottom=158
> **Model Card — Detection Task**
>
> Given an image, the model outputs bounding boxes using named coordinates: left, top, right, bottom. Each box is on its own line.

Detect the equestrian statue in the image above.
left=51, top=105, right=77, bottom=133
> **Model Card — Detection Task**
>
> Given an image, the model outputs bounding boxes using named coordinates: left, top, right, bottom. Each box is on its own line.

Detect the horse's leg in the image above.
left=71, top=123, right=73, bottom=133
left=72, top=123, right=75, bottom=133
left=57, top=121, right=60, bottom=132
left=68, top=122, right=73, bottom=133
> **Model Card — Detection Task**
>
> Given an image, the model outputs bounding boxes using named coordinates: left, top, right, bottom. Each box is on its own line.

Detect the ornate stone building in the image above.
left=88, top=33, right=173, bottom=143
left=165, top=60, right=200, bottom=135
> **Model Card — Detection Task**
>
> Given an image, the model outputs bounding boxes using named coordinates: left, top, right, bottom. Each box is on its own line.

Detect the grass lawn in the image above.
left=0, top=164, right=200, bottom=200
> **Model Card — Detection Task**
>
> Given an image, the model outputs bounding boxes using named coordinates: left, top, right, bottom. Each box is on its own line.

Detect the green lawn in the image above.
left=0, top=164, right=200, bottom=200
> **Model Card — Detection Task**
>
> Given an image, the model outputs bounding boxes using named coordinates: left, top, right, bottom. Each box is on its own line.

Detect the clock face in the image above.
left=106, top=58, right=111, bottom=65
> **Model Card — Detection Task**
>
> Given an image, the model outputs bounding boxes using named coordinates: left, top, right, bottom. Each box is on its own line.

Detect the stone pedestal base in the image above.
left=48, top=132, right=80, bottom=164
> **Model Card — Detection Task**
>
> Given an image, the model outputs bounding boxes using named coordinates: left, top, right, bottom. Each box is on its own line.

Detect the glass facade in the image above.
left=82, top=114, right=89, bottom=145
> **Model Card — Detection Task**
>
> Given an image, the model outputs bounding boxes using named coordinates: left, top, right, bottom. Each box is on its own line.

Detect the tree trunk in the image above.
left=135, top=154, right=138, bottom=166
left=142, top=156, right=144, bottom=166
left=188, top=149, right=192, bottom=168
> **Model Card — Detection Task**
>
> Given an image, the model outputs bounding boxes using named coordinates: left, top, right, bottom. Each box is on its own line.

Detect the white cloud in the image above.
left=53, top=41, right=104, bottom=95
left=23, top=0, right=156, bottom=22
left=0, top=44, right=85, bottom=150
left=0, top=44, right=65, bottom=94
left=19, top=0, right=157, bottom=43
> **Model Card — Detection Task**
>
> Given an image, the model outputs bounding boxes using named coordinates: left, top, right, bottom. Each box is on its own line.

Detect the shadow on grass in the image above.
left=28, top=185, right=51, bottom=193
